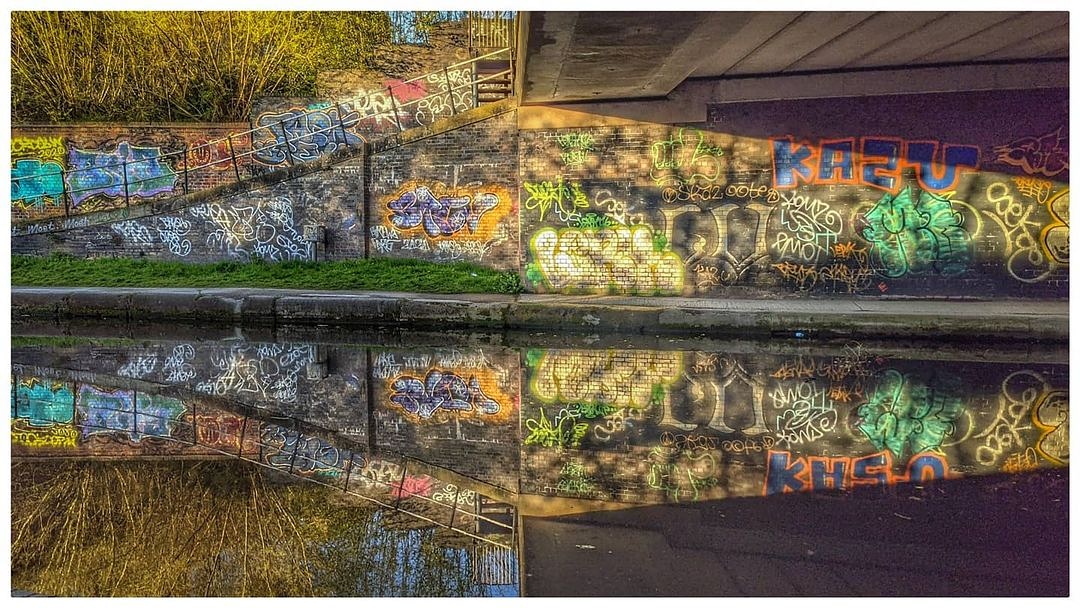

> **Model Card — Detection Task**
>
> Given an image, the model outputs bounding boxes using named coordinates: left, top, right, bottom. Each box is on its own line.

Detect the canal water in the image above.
left=9, top=320, right=1069, bottom=597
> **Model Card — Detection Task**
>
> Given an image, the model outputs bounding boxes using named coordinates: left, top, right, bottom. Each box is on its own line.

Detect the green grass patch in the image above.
left=11, top=336, right=142, bottom=349
left=12, top=255, right=523, bottom=294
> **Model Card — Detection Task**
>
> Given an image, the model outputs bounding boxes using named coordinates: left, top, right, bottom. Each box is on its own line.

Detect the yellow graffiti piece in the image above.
left=11, top=136, right=67, bottom=163
left=11, top=420, right=78, bottom=449
left=530, top=349, right=683, bottom=409
left=531, top=224, right=685, bottom=293
left=1040, top=188, right=1069, bottom=265
left=1032, top=390, right=1068, bottom=466
left=1012, top=177, right=1055, bottom=204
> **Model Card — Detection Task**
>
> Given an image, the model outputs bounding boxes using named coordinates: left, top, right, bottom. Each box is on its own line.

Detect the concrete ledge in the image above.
left=10, top=286, right=1070, bottom=343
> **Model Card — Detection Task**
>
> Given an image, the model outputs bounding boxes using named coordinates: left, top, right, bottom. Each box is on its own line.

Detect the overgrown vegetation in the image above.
left=11, top=254, right=523, bottom=294
left=11, top=461, right=495, bottom=596
left=11, top=11, right=463, bottom=123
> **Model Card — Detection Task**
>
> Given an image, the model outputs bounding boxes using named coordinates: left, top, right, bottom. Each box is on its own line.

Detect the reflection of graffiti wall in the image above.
left=367, top=109, right=519, bottom=269
left=521, top=89, right=1068, bottom=298
left=11, top=125, right=252, bottom=223
left=520, top=346, right=1069, bottom=504
left=372, top=346, right=520, bottom=489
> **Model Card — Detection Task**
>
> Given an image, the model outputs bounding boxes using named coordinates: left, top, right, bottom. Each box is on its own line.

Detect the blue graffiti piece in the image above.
left=905, top=142, right=980, bottom=191
left=261, top=424, right=345, bottom=476
left=11, top=159, right=65, bottom=208
left=852, top=452, right=890, bottom=485
left=818, top=140, right=854, bottom=182
left=78, top=386, right=135, bottom=439
left=66, top=142, right=177, bottom=206
left=387, top=187, right=500, bottom=237
left=133, top=393, right=187, bottom=441
left=253, top=107, right=362, bottom=166
left=468, top=377, right=500, bottom=415
left=772, top=138, right=815, bottom=187
left=861, top=139, right=901, bottom=191
left=14, top=382, right=75, bottom=427
left=389, top=370, right=500, bottom=419
left=810, top=459, right=846, bottom=490
left=765, top=451, right=806, bottom=495
left=908, top=453, right=949, bottom=481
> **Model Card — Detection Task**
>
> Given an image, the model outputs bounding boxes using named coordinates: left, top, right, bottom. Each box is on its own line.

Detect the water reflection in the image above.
left=10, top=460, right=516, bottom=597
left=9, top=325, right=1069, bottom=596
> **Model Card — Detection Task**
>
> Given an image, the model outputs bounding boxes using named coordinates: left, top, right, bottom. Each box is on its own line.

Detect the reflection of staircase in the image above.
left=475, top=58, right=514, bottom=103
left=477, top=495, right=516, bottom=535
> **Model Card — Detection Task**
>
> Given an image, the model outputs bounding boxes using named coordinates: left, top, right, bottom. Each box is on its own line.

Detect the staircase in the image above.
left=475, top=57, right=514, bottom=103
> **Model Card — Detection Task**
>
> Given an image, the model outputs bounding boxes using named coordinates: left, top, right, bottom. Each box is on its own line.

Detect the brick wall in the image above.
left=366, top=109, right=519, bottom=270
left=518, top=346, right=1069, bottom=503
left=11, top=154, right=366, bottom=263
left=14, top=339, right=1067, bottom=504
left=370, top=345, right=522, bottom=490
left=12, top=124, right=253, bottom=224
left=519, top=88, right=1069, bottom=299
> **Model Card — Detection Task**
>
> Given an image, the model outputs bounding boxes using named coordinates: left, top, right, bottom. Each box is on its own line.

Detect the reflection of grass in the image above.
left=10, top=460, right=494, bottom=597
left=12, top=254, right=522, bottom=294
left=11, top=336, right=141, bottom=348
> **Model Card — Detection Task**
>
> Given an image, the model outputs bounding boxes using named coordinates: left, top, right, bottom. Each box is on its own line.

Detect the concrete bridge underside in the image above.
left=518, top=11, right=1069, bottom=104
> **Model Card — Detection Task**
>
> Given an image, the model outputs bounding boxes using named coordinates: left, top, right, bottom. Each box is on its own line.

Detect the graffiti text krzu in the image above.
left=771, top=137, right=980, bottom=193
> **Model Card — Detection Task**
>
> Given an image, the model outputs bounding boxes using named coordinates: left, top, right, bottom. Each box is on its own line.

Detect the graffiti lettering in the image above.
left=765, top=450, right=949, bottom=495
left=530, top=224, right=684, bottom=293
left=67, top=142, right=177, bottom=205
left=771, top=136, right=979, bottom=192
left=992, top=126, right=1068, bottom=177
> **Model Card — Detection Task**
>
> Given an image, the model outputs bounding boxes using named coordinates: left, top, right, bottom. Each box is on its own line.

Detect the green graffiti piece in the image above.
left=856, top=369, right=966, bottom=460
left=524, top=407, right=588, bottom=450
left=861, top=186, right=972, bottom=278
left=555, top=459, right=597, bottom=495
left=572, top=401, right=617, bottom=419
left=575, top=212, right=616, bottom=229
left=525, top=348, right=544, bottom=369
left=525, top=262, right=544, bottom=286
left=523, top=177, right=589, bottom=223
left=652, top=232, right=668, bottom=252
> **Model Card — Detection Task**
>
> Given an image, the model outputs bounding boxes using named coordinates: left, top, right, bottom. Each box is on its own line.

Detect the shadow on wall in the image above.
left=518, top=88, right=1068, bottom=299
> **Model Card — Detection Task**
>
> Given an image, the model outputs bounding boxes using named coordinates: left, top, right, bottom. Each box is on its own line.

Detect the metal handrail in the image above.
left=12, top=48, right=514, bottom=220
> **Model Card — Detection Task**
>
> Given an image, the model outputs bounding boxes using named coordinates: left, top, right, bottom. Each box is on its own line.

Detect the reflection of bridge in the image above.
left=10, top=365, right=518, bottom=555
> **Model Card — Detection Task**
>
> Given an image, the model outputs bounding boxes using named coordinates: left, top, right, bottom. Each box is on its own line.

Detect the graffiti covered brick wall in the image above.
left=11, top=124, right=252, bottom=224
left=250, top=66, right=476, bottom=171
left=520, top=89, right=1068, bottom=299
left=519, top=345, right=1069, bottom=504
left=371, top=346, right=521, bottom=489
left=367, top=110, right=519, bottom=269
left=12, top=154, right=366, bottom=263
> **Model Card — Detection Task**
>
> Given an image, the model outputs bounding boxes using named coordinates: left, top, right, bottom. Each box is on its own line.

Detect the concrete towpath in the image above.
left=10, top=286, right=1069, bottom=342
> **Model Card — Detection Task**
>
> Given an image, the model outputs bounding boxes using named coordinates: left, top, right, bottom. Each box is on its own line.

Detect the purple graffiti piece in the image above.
left=425, top=371, right=472, bottom=411
left=387, top=186, right=497, bottom=237
left=390, top=377, right=432, bottom=417
left=468, top=193, right=500, bottom=232
left=467, top=377, right=500, bottom=415
left=388, top=190, right=424, bottom=229
left=421, top=192, right=472, bottom=237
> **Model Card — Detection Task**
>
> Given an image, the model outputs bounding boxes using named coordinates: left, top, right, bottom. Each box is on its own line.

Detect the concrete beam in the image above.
left=517, top=60, right=1069, bottom=128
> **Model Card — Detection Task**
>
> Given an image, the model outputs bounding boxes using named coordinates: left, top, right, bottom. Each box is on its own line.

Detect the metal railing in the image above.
left=11, top=377, right=517, bottom=551
left=467, top=11, right=517, bottom=52
left=11, top=48, right=514, bottom=224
